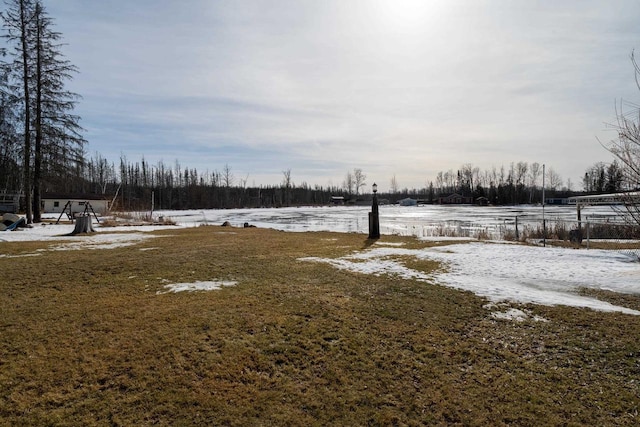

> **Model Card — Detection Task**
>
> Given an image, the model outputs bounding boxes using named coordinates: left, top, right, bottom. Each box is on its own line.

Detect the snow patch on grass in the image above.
left=300, top=242, right=640, bottom=316
left=490, top=308, right=549, bottom=322
left=46, top=233, right=158, bottom=251
left=0, top=253, right=42, bottom=259
left=1, top=231, right=160, bottom=256
left=300, top=252, right=432, bottom=282
left=157, top=280, right=238, bottom=294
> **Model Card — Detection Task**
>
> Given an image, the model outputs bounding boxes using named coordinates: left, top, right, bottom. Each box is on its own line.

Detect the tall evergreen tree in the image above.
left=30, top=1, right=85, bottom=221
left=0, top=46, right=22, bottom=194
left=2, top=0, right=34, bottom=221
left=2, top=0, right=85, bottom=222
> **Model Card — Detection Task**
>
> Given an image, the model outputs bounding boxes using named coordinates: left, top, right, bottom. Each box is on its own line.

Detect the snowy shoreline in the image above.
left=1, top=205, right=639, bottom=315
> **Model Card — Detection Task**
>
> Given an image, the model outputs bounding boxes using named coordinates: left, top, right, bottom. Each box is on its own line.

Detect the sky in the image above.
left=34, top=0, right=640, bottom=191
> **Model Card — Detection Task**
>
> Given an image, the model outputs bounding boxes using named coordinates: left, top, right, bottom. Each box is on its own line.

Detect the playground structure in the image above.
left=55, top=201, right=101, bottom=225
left=0, top=213, right=26, bottom=231
left=567, top=192, right=640, bottom=226
left=54, top=201, right=100, bottom=234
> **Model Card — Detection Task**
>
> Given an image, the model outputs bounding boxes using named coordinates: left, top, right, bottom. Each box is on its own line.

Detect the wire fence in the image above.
left=396, top=215, right=640, bottom=261
left=530, top=219, right=640, bottom=261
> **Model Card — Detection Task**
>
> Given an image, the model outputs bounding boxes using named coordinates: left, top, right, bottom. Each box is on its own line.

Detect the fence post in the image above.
left=515, top=216, right=519, bottom=240
left=586, top=220, right=590, bottom=249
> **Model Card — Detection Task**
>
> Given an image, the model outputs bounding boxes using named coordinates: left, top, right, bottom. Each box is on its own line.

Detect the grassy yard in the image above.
left=1, top=226, right=639, bottom=426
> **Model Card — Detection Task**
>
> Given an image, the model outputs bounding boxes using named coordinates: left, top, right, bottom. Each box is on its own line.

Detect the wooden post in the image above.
left=368, top=184, right=380, bottom=239
left=55, top=201, right=72, bottom=224
left=577, top=204, right=582, bottom=229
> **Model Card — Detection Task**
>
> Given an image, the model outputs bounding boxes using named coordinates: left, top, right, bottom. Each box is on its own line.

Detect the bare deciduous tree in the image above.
left=601, top=51, right=640, bottom=225
left=546, top=167, right=563, bottom=191
left=353, top=168, right=366, bottom=195
left=343, top=170, right=354, bottom=195
left=282, top=169, right=292, bottom=206
left=566, top=178, right=573, bottom=192
left=222, top=163, right=234, bottom=188
left=390, top=174, right=399, bottom=194
left=282, top=169, right=292, bottom=189
left=528, top=162, right=541, bottom=203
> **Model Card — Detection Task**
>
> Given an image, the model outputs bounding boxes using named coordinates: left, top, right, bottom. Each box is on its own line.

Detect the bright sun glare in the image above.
left=376, top=0, right=439, bottom=32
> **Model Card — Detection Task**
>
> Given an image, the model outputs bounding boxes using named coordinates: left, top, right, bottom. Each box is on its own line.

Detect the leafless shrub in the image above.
left=600, top=51, right=640, bottom=227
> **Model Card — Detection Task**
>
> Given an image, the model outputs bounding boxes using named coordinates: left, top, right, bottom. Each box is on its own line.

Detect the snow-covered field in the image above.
left=1, top=204, right=638, bottom=315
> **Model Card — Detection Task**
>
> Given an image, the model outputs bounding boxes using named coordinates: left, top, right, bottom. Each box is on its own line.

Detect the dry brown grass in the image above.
left=1, top=227, right=640, bottom=425
left=99, top=212, right=177, bottom=227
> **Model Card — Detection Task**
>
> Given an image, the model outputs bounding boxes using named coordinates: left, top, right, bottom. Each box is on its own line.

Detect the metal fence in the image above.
left=398, top=215, right=640, bottom=261
left=543, top=219, right=639, bottom=260
left=503, top=217, right=640, bottom=261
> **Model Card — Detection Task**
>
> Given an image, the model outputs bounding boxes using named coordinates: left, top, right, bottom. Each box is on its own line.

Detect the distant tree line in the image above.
left=81, top=154, right=351, bottom=211
left=582, top=161, right=625, bottom=194
left=393, top=160, right=632, bottom=206
left=414, top=162, right=567, bottom=205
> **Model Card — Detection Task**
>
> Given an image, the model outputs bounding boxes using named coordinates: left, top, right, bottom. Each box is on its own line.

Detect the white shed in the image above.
left=42, top=196, right=111, bottom=216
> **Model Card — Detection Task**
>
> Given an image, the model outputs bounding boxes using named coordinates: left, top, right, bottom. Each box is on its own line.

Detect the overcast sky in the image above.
left=41, top=0, right=640, bottom=191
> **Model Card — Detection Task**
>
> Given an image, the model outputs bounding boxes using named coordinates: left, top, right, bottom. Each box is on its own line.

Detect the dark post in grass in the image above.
left=368, top=183, right=380, bottom=239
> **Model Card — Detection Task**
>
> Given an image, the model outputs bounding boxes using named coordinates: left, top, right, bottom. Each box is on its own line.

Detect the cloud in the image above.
left=45, top=0, right=640, bottom=190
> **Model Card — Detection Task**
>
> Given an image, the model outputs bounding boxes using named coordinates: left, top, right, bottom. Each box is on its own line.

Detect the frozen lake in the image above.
left=159, top=204, right=618, bottom=239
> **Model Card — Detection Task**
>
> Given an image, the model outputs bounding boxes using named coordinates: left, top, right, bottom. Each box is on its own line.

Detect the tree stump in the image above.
left=71, top=215, right=95, bottom=234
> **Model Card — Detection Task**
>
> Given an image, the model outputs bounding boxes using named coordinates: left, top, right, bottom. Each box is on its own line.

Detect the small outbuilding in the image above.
left=0, top=193, right=20, bottom=214
left=42, top=194, right=111, bottom=216
left=475, top=196, right=489, bottom=206
left=438, top=193, right=474, bottom=205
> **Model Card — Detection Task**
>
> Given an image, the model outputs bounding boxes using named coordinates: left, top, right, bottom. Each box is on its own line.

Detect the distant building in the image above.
left=475, top=196, right=489, bottom=206
left=42, top=194, right=111, bottom=215
left=438, top=193, right=474, bottom=205
left=545, top=198, right=568, bottom=205
left=398, top=197, right=418, bottom=206
left=0, top=193, right=20, bottom=214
